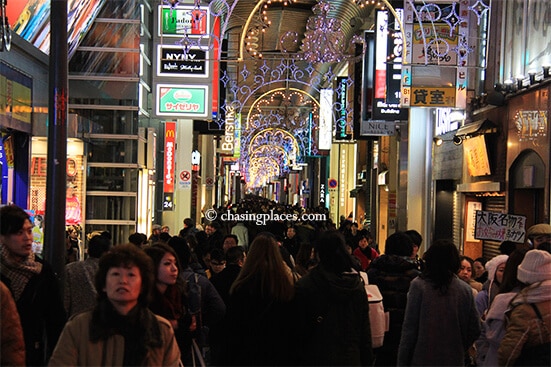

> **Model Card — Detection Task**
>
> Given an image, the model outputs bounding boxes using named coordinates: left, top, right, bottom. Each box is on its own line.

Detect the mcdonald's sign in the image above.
left=164, top=122, right=176, bottom=194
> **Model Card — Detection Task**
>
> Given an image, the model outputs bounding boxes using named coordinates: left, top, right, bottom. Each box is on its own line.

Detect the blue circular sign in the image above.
left=328, top=178, right=338, bottom=189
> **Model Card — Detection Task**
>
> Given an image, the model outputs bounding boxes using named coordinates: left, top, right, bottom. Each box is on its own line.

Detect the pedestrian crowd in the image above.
left=1, top=199, right=550, bottom=366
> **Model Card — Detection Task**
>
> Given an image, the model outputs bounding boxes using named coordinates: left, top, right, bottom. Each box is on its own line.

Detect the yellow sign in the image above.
left=410, top=86, right=456, bottom=107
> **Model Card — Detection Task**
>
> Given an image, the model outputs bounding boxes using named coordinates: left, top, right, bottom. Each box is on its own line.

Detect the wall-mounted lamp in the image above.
left=543, top=65, right=551, bottom=78
left=433, top=136, right=463, bottom=146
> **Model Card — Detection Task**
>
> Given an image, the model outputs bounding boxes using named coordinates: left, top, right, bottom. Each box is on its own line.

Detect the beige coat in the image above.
left=48, top=311, right=181, bottom=366
left=1, top=281, right=25, bottom=366
left=498, top=299, right=551, bottom=366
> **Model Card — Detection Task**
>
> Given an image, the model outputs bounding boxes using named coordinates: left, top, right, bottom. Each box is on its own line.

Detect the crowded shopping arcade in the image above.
left=0, top=0, right=550, bottom=365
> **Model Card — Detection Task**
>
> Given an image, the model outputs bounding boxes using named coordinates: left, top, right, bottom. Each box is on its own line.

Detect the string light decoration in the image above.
left=404, top=0, right=490, bottom=66
left=245, top=0, right=296, bottom=58
left=300, top=1, right=347, bottom=63
left=354, top=0, right=386, bottom=10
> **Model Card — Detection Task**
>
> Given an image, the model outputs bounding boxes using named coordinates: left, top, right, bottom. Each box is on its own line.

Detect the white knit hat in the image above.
left=517, top=250, right=551, bottom=285
left=486, top=254, right=509, bottom=282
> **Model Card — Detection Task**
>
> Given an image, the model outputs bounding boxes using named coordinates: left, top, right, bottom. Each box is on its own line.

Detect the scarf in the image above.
left=90, top=299, right=163, bottom=365
left=510, top=279, right=551, bottom=306
left=149, top=284, right=185, bottom=322
left=0, top=245, right=43, bottom=301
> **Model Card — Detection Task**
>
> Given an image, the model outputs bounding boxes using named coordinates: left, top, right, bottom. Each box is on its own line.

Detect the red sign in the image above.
left=180, top=170, right=191, bottom=182
left=164, top=122, right=176, bottom=193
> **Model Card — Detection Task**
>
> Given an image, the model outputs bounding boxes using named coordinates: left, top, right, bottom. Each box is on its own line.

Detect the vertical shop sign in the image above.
left=372, top=9, right=407, bottom=120
left=335, top=77, right=352, bottom=140
left=163, top=122, right=176, bottom=211
left=318, top=89, right=333, bottom=150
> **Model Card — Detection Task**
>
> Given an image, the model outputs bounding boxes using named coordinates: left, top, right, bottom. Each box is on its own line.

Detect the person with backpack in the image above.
left=177, top=238, right=226, bottom=364
left=498, top=249, right=551, bottom=366
left=367, top=231, right=420, bottom=366
left=292, top=230, right=374, bottom=366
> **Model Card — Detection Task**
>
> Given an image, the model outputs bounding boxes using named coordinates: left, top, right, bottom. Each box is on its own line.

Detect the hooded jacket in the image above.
left=292, top=264, right=374, bottom=366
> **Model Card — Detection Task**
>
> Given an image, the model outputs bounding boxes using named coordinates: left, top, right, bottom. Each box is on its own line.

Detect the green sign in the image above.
left=156, top=85, right=208, bottom=117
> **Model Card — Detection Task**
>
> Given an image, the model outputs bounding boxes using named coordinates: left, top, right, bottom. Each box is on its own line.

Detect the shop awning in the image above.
left=456, top=119, right=498, bottom=137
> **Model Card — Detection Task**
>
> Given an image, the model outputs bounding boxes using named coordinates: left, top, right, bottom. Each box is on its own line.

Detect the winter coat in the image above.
left=398, top=275, right=481, bottom=366
left=0, top=281, right=25, bottom=366
left=210, top=263, right=242, bottom=306
left=48, top=305, right=181, bottom=366
left=498, top=280, right=551, bottom=366
left=1, top=257, right=66, bottom=366
left=367, top=254, right=420, bottom=365
left=292, top=265, right=374, bottom=366
left=218, top=282, right=295, bottom=365
left=475, top=291, right=519, bottom=366
left=64, top=257, right=99, bottom=317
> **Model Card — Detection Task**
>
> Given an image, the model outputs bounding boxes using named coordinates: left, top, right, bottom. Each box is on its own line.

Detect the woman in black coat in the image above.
left=292, top=230, right=374, bottom=366
left=367, top=231, right=421, bottom=367
left=217, top=232, right=295, bottom=366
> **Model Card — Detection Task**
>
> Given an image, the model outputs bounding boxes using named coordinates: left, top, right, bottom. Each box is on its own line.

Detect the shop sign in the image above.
left=164, top=122, right=176, bottom=193
left=221, top=107, right=236, bottom=154
left=157, top=46, right=208, bottom=78
left=360, top=120, right=396, bottom=136
left=372, top=9, right=407, bottom=121
left=474, top=210, right=526, bottom=243
left=411, top=86, right=456, bottom=107
left=434, top=108, right=462, bottom=135
left=318, top=89, right=333, bottom=150
left=335, top=77, right=352, bottom=141
left=463, top=135, right=491, bottom=177
left=156, top=85, right=208, bottom=117
left=515, top=110, right=548, bottom=142
left=159, top=6, right=210, bottom=37
left=411, top=23, right=458, bottom=66
left=163, top=193, right=174, bottom=211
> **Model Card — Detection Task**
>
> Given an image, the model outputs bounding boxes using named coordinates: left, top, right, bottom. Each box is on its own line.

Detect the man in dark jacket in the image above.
left=367, top=231, right=420, bottom=366
left=0, top=205, right=67, bottom=366
left=210, top=246, right=246, bottom=306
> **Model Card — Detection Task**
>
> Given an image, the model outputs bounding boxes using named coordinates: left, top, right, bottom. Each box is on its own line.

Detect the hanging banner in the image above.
left=163, top=122, right=176, bottom=195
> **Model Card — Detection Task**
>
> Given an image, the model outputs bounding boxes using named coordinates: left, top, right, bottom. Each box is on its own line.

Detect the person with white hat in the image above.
left=498, top=250, right=551, bottom=366
left=475, top=254, right=509, bottom=317
left=526, top=223, right=551, bottom=249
